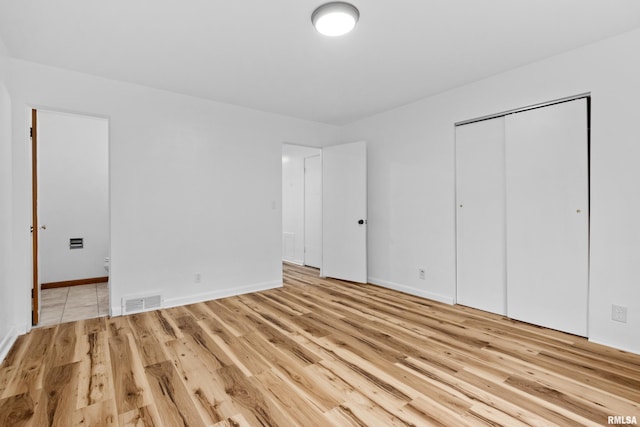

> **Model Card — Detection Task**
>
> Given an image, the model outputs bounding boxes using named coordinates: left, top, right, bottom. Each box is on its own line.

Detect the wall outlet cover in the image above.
left=612, top=305, right=627, bottom=323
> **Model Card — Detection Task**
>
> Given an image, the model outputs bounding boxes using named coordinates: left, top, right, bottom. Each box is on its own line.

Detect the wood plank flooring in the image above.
left=1, top=263, right=638, bottom=426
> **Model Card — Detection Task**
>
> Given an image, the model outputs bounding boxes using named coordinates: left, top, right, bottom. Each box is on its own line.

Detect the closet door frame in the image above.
left=455, top=94, right=590, bottom=335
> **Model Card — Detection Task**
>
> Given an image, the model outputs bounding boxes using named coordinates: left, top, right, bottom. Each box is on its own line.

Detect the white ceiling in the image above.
left=1, top=1, right=640, bottom=125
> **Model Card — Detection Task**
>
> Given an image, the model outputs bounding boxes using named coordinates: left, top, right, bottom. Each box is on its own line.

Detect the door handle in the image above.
left=358, top=219, right=366, bottom=225
left=40, top=225, right=47, bottom=230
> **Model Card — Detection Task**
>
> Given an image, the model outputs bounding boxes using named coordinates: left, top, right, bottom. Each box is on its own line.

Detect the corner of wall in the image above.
left=0, top=326, right=18, bottom=365
left=0, top=44, right=18, bottom=366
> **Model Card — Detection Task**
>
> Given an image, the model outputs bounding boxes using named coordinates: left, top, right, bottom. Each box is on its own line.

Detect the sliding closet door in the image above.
left=456, top=117, right=506, bottom=315
left=505, top=99, right=588, bottom=336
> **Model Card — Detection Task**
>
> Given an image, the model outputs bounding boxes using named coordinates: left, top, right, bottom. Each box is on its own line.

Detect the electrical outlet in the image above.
left=194, top=273, right=201, bottom=284
left=419, top=268, right=426, bottom=280
left=612, top=305, right=627, bottom=323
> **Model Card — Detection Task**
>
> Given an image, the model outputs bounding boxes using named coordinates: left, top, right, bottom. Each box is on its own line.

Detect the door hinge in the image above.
left=30, top=127, right=32, bottom=138
left=31, top=288, right=34, bottom=298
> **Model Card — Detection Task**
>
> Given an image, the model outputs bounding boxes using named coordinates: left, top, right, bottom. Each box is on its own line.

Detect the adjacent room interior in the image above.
left=0, top=1, right=639, bottom=425
left=34, top=109, right=110, bottom=326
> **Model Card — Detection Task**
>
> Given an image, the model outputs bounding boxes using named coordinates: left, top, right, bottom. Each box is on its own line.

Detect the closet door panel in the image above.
left=505, top=99, right=588, bottom=336
left=456, top=117, right=506, bottom=315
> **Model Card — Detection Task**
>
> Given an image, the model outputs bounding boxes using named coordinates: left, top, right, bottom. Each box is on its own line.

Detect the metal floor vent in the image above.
left=122, top=294, right=163, bottom=314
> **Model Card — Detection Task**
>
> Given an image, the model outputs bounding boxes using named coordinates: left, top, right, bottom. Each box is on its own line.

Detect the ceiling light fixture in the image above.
left=312, top=2, right=359, bottom=37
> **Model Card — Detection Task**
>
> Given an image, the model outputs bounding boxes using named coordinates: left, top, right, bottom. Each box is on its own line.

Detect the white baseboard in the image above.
left=164, top=280, right=282, bottom=309
left=0, top=326, right=18, bottom=365
left=282, top=258, right=304, bottom=266
left=111, top=280, right=283, bottom=317
left=588, top=336, right=640, bottom=355
left=368, top=277, right=454, bottom=305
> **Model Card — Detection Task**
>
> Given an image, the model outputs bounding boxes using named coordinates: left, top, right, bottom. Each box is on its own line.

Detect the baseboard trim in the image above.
left=164, top=280, right=283, bottom=309
left=42, top=276, right=109, bottom=289
left=588, top=336, right=640, bottom=356
left=0, top=326, right=18, bottom=365
left=110, top=280, right=283, bottom=317
left=368, top=277, right=455, bottom=305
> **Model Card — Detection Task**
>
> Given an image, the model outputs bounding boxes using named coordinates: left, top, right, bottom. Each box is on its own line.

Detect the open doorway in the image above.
left=282, top=144, right=322, bottom=269
left=31, top=109, right=110, bottom=326
left=281, top=141, right=368, bottom=283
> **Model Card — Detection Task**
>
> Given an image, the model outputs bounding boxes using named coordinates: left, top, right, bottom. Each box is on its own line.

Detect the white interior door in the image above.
left=304, top=155, right=322, bottom=268
left=505, top=99, right=589, bottom=336
left=456, top=117, right=507, bottom=315
left=322, top=141, right=367, bottom=283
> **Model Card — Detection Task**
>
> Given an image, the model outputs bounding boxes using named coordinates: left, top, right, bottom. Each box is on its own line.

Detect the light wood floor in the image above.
left=1, top=264, right=638, bottom=426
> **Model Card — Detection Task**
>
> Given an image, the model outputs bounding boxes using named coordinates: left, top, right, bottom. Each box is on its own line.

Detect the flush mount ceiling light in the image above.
left=312, top=2, right=359, bottom=37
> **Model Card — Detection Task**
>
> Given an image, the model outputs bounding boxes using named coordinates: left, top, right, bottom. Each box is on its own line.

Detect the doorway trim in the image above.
left=281, top=143, right=322, bottom=268
left=455, top=92, right=590, bottom=127
left=30, top=109, right=39, bottom=325
left=29, top=106, right=111, bottom=326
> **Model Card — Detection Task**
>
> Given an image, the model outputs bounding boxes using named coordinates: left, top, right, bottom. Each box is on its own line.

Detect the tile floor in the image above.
left=39, top=282, right=109, bottom=327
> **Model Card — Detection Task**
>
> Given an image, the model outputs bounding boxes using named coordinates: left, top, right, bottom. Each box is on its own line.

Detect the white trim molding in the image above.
left=368, top=277, right=455, bottom=305
left=110, top=280, right=283, bottom=317
left=0, top=326, right=18, bottom=365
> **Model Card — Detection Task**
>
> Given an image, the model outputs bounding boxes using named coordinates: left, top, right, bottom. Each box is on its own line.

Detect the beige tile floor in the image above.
left=39, top=282, right=109, bottom=327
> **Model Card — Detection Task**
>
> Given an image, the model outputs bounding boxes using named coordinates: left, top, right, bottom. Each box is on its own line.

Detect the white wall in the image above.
left=8, top=59, right=340, bottom=324
left=0, top=37, right=18, bottom=361
left=342, top=28, right=640, bottom=353
left=38, top=110, right=109, bottom=283
left=281, top=144, right=321, bottom=265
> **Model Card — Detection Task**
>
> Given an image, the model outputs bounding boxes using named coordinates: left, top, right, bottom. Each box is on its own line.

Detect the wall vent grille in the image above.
left=122, top=294, right=163, bottom=314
